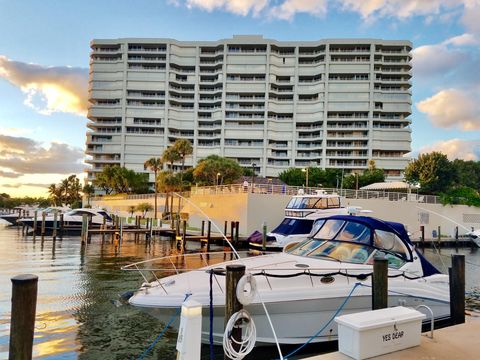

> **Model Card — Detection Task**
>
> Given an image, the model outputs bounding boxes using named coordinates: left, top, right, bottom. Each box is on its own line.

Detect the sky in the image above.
left=0, top=0, right=479, bottom=197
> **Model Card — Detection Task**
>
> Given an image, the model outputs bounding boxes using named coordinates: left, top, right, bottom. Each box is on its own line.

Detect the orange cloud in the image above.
left=0, top=55, right=88, bottom=116
left=417, top=88, right=480, bottom=130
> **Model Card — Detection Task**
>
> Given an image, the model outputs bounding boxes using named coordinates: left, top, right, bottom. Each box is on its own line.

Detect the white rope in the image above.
left=223, top=309, right=256, bottom=360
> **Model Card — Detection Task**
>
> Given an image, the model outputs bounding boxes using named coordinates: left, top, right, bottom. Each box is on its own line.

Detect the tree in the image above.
left=278, top=168, right=305, bottom=186
left=93, top=165, right=116, bottom=194
left=48, top=184, right=63, bottom=206
left=452, top=159, right=480, bottom=190
left=48, top=175, right=82, bottom=207
left=136, top=202, right=153, bottom=218
left=94, top=165, right=149, bottom=194
left=173, top=139, right=193, bottom=174
left=193, top=155, right=243, bottom=185
left=162, top=146, right=181, bottom=171
left=83, top=184, right=95, bottom=207
left=128, top=205, right=136, bottom=217
left=144, top=157, right=163, bottom=219
left=404, top=152, right=455, bottom=194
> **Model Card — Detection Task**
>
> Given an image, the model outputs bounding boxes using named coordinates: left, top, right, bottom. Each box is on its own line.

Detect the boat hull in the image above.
left=133, top=292, right=449, bottom=345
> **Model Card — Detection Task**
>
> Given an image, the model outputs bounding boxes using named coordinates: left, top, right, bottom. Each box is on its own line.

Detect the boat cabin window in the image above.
left=286, top=196, right=341, bottom=210
left=288, top=218, right=412, bottom=266
left=271, top=218, right=314, bottom=235
left=373, top=230, right=408, bottom=258
left=312, top=219, right=345, bottom=240
left=336, top=222, right=371, bottom=244
left=288, top=239, right=324, bottom=256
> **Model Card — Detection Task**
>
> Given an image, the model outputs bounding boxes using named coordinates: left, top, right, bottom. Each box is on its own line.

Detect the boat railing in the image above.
left=122, top=251, right=425, bottom=294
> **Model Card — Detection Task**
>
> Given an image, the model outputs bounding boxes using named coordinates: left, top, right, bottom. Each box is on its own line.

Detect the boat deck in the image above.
left=303, top=316, right=480, bottom=360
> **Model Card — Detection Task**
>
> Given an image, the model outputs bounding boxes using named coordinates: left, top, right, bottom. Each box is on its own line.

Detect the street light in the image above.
left=216, top=172, right=221, bottom=186
left=302, top=168, right=309, bottom=188
left=251, top=163, right=256, bottom=193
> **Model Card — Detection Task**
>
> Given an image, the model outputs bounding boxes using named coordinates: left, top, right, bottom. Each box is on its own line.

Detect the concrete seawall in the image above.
left=90, top=192, right=480, bottom=239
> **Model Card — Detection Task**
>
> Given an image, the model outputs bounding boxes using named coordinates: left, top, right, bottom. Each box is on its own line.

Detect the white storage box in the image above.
left=335, top=306, right=426, bottom=360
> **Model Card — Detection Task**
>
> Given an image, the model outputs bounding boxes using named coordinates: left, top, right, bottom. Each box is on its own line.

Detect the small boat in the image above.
left=125, top=215, right=450, bottom=346
left=467, top=229, right=480, bottom=247
left=250, top=190, right=369, bottom=250
left=20, top=208, right=113, bottom=234
left=0, top=206, right=38, bottom=225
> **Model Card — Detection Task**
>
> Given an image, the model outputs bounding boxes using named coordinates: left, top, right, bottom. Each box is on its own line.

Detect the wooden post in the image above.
left=52, top=210, right=58, bottom=240
left=59, top=213, right=64, bottom=239
left=224, top=265, right=245, bottom=360
left=81, top=214, right=88, bottom=245
left=207, top=221, right=211, bottom=252
left=9, top=274, right=38, bottom=360
left=230, top=221, right=235, bottom=244
left=32, top=211, right=37, bottom=240
left=455, top=226, right=459, bottom=247
left=102, top=216, right=106, bottom=243
left=420, top=225, right=425, bottom=250
left=437, top=225, right=441, bottom=247
left=40, top=212, right=46, bottom=238
left=449, top=254, right=465, bottom=325
left=224, top=220, right=228, bottom=237
left=235, top=221, right=239, bottom=243
left=119, top=217, right=123, bottom=244
left=201, top=220, right=205, bottom=236
left=182, top=220, right=187, bottom=249
left=262, top=221, right=267, bottom=251
left=372, top=257, right=388, bottom=310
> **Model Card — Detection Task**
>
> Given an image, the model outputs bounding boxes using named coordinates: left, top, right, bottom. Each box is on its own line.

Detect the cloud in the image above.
left=461, top=1, right=480, bottom=34
left=2, top=183, right=51, bottom=189
left=0, top=134, right=84, bottom=174
left=0, top=55, right=88, bottom=116
left=412, top=43, right=465, bottom=78
left=269, top=0, right=327, bottom=20
left=416, top=88, right=480, bottom=130
left=443, top=32, right=480, bottom=46
left=185, top=0, right=268, bottom=16
left=336, top=0, right=462, bottom=20
left=417, top=139, right=480, bottom=161
left=0, top=170, right=21, bottom=178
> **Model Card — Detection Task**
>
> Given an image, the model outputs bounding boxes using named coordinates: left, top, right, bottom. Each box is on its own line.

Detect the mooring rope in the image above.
left=281, top=282, right=362, bottom=360
left=136, top=293, right=191, bottom=360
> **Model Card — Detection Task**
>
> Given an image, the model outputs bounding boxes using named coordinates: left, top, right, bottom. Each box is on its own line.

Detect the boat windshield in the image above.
left=286, top=218, right=410, bottom=267
left=286, top=196, right=340, bottom=210
left=271, top=218, right=314, bottom=236
left=97, top=211, right=113, bottom=221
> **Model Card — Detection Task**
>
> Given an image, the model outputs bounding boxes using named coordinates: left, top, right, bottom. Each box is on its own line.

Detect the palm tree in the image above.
left=82, top=184, right=95, bottom=207
left=173, top=139, right=193, bottom=174
left=144, top=157, right=163, bottom=219
left=162, top=146, right=181, bottom=171
left=48, top=184, right=61, bottom=206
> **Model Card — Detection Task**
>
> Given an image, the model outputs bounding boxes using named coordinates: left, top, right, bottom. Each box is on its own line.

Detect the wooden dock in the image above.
left=303, top=316, right=480, bottom=360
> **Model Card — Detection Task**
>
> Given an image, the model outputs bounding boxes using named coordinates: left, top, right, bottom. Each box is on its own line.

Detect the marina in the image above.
left=1, top=212, right=480, bottom=359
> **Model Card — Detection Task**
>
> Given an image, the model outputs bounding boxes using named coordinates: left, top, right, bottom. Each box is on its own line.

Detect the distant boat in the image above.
left=467, top=229, right=480, bottom=247
left=0, top=206, right=38, bottom=225
left=20, top=208, right=113, bottom=234
left=250, top=190, right=370, bottom=250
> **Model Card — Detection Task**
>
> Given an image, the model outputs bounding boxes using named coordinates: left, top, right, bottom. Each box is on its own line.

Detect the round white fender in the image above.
left=236, top=273, right=257, bottom=306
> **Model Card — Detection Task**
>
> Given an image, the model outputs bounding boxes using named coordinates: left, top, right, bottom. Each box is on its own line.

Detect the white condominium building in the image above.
left=86, top=35, right=412, bottom=182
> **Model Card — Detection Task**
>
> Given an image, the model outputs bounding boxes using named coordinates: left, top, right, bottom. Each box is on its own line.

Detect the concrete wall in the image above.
left=91, top=193, right=480, bottom=238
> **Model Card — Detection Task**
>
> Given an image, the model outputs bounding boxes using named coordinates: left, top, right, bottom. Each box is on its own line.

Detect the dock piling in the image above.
left=81, top=214, right=88, bottom=245
left=40, top=212, right=46, bottom=238
left=420, top=225, right=425, bottom=250
left=207, top=221, right=211, bottom=252
left=182, top=220, right=187, bottom=249
left=449, top=254, right=465, bottom=325
left=59, top=213, right=64, bottom=239
left=201, top=220, right=205, bottom=236
left=52, top=210, right=58, bottom=240
left=224, top=264, right=245, bottom=360
left=437, top=225, right=441, bottom=247
left=32, top=211, right=37, bottom=241
left=235, top=221, right=239, bottom=243
left=8, top=274, right=38, bottom=360
left=262, top=221, right=267, bottom=251
left=372, top=256, right=388, bottom=310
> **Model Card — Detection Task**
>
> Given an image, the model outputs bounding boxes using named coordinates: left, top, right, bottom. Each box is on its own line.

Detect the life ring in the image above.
left=236, top=274, right=257, bottom=305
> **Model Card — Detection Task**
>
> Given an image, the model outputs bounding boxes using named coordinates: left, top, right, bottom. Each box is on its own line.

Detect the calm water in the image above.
left=1, top=221, right=480, bottom=360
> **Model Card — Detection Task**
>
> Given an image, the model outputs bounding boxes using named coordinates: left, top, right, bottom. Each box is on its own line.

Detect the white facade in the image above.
left=86, top=35, right=412, bottom=182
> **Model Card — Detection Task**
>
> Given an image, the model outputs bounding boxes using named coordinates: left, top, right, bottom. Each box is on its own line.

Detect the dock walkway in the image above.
left=303, top=317, right=480, bottom=360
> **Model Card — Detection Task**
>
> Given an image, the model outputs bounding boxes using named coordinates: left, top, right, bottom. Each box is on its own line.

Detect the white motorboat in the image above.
left=0, top=205, right=38, bottom=225
left=20, top=208, right=113, bottom=234
left=250, top=190, right=368, bottom=250
left=125, top=215, right=450, bottom=346
left=467, top=229, right=480, bottom=247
